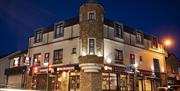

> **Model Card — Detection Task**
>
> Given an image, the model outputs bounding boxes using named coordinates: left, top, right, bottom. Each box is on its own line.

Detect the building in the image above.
left=4, top=50, right=31, bottom=89
left=166, top=54, right=180, bottom=89
left=28, top=0, right=167, bottom=91
left=0, top=51, right=21, bottom=88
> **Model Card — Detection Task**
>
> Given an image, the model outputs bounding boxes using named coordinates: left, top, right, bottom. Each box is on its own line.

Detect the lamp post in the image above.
left=162, top=38, right=174, bottom=87
left=133, top=63, right=138, bottom=91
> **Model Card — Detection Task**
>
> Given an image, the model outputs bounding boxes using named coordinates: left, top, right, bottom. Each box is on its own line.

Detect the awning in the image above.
left=5, top=66, right=27, bottom=75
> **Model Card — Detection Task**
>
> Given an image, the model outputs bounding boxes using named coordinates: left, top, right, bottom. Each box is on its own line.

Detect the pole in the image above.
left=134, top=68, right=137, bottom=91
left=109, top=72, right=110, bottom=91
left=46, top=66, right=49, bottom=91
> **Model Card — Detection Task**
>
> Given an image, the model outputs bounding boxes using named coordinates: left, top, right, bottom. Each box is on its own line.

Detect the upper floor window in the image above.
left=13, top=57, right=20, bottom=67
left=152, top=37, right=158, bottom=48
left=88, top=38, right=95, bottom=55
left=35, top=31, right=43, bottom=43
left=55, top=24, right=64, bottom=38
left=53, top=49, right=63, bottom=64
left=72, top=48, right=77, bottom=54
left=33, top=53, right=41, bottom=66
left=88, top=11, right=96, bottom=20
left=115, top=24, right=123, bottom=38
left=136, top=31, right=143, bottom=44
left=130, top=54, right=135, bottom=64
left=44, top=53, right=50, bottom=63
left=139, top=56, right=143, bottom=62
left=115, top=49, right=123, bottom=64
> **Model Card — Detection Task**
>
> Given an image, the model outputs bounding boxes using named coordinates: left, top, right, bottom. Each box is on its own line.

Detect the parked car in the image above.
left=158, top=87, right=175, bottom=91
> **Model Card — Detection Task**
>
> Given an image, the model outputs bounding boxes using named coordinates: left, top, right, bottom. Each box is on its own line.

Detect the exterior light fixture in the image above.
left=106, top=58, right=112, bottom=64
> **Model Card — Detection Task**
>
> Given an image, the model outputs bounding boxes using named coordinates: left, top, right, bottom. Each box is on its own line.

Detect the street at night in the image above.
left=0, top=0, right=180, bottom=91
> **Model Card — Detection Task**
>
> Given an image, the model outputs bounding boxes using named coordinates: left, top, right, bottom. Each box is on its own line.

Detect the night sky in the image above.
left=0, top=0, right=180, bottom=58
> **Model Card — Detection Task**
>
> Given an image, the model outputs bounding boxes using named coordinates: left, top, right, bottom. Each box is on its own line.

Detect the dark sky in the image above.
left=0, top=0, right=180, bottom=58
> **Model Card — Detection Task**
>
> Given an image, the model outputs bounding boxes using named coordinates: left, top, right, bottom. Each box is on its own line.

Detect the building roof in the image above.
left=86, top=0, right=98, bottom=3
left=32, top=16, right=155, bottom=41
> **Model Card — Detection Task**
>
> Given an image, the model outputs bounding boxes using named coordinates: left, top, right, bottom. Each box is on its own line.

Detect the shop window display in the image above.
left=102, top=73, right=117, bottom=91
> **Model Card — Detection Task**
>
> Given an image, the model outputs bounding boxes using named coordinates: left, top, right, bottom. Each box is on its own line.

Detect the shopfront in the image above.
left=31, top=64, right=80, bottom=91
left=102, top=65, right=134, bottom=91
left=31, top=65, right=161, bottom=91
left=138, top=70, right=161, bottom=91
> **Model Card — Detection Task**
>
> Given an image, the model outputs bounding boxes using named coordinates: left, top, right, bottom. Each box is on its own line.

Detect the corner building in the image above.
left=28, top=0, right=167, bottom=91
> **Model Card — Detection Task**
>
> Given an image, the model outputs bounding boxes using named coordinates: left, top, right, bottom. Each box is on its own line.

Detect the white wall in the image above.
left=104, top=38, right=166, bottom=73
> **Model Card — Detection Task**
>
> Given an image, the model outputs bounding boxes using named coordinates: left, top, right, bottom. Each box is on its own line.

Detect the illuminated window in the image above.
left=88, top=38, right=95, bottom=55
left=115, top=49, right=123, bottom=64
left=55, top=24, right=64, bottom=38
left=53, top=49, right=63, bottom=64
left=115, top=24, right=123, bottom=38
left=136, top=31, right=143, bottom=44
left=102, top=73, right=117, bottom=90
left=88, top=11, right=96, bottom=20
left=35, top=31, right=43, bottom=43
left=13, top=57, right=20, bottom=67
left=44, top=53, right=49, bottom=63
left=130, top=54, right=135, bottom=64
left=33, top=53, right=41, bottom=66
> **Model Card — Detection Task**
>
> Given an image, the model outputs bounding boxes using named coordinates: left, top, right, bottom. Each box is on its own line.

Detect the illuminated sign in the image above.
left=13, top=57, right=20, bottom=67
left=24, top=57, right=31, bottom=65
left=57, top=67, right=75, bottom=71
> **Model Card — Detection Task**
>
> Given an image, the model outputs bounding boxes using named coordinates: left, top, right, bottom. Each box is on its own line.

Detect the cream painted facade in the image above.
left=29, top=24, right=167, bottom=70
left=29, top=24, right=80, bottom=66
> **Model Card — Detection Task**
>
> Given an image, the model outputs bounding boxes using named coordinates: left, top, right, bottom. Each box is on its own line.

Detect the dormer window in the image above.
left=136, top=31, right=143, bottom=44
left=88, top=11, right=96, bottom=20
left=115, top=24, right=123, bottom=38
left=35, top=30, right=43, bottom=43
left=55, top=23, right=64, bottom=38
left=152, top=37, right=158, bottom=48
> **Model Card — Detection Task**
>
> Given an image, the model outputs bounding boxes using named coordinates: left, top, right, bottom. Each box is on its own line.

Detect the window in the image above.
left=55, top=24, right=64, bottom=38
left=44, top=53, right=49, bottom=63
left=136, top=32, right=143, bottom=44
left=88, top=38, right=95, bottom=55
left=33, top=53, right=41, bottom=66
left=88, top=11, right=96, bottom=20
left=115, top=49, right=123, bottom=64
left=115, top=24, right=123, bottom=38
left=152, top=37, right=158, bottom=48
left=72, top=48, right=76, bottom=54
left=139, top=56, right=143, bottom=62
left=102, top=73, right=117, bottom=90
left=13, top=57, right=20, bottom=67
left=53, top=49, right=63, bottom=64
left=130, top=54, right=135, bottom=64
left=35, top=31, right=43, bottom=43
left=153, top=59, right=160, bottom=77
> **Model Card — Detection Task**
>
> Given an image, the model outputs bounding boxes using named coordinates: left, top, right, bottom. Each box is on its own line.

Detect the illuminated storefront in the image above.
left=31, top=64, right=161, bottom=91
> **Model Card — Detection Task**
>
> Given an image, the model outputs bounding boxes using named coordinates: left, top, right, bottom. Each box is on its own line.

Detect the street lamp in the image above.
left=163, top=38, right=173, bottom=48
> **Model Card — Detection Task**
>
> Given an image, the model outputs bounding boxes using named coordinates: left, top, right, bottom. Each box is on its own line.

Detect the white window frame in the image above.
left=88, top=38, right=96, bottom=55
left=136, top=31, right=143, bottom=44
left=55, top=23, right=64, bottom=38
left=88, top=11, right=96, bottom=20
